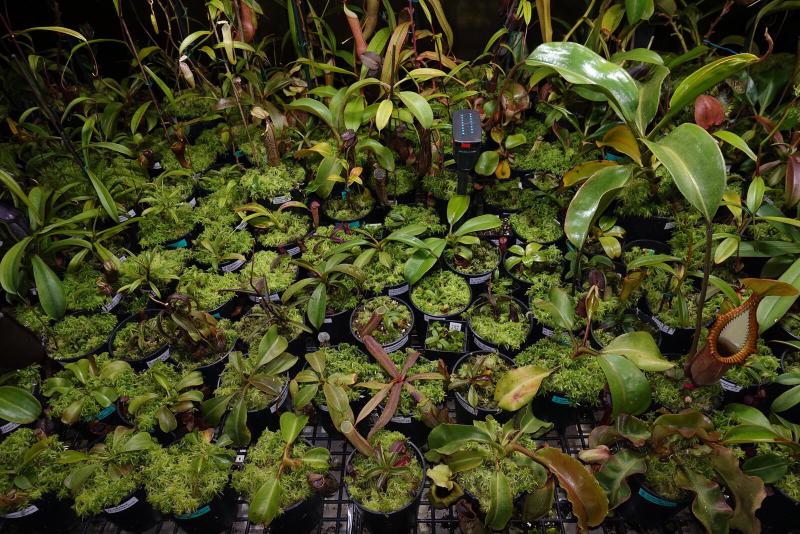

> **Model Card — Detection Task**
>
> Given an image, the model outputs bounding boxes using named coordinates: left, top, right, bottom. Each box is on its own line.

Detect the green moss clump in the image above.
left=239, top=164, right=305, bottom=201
left=71, top=429, right=156, bottom=517
left=389, top=350, right=446, bottom=418
left=0, top=429, right=68, bottom=513
left=511, top=140, right=578, bottom=176
left=722, top=340, right=780, bottom=387
left=643, top=444, right=715, bottom=501
left=233, top=306, right=305, bottom=348
left=525, top=271, right=565, bottom=326
left=63, top=265, right=112, bottom=312
left=615, top=168, right=675, bottom=219
left=215, top=353, right=287, bottom=411
left=143, top=433, right=233, bottom=515
left=186, top=128, right=227, bottom=172
left=10, top=305, right=50, bottom=335
left=118, top=362, right=198, bottom=432
left=483, top=181, right=526, bottom=211
left=323, top=191, right=374, bottom=221
left=233, top=429, right=330, bottom=510
left=311, top=344, right=383, bottom=404
left=1, top=364, right=39, bottom=393
left=509, top=199, right=563, bottom=244
left=176, top=267, right=240, bottom=310
left=45, top=313, right=117, bottom=361
left=445, top=243, right=500, bottom=275
left=384, top=205, right=445, bottom=235
left=410, top=270, right=470, bottom=316
left=361, top=242, right=406, bottom=294
left=118, top=248, right=190, bottom=296
left=425, top=320, right=466, bottom=352
left=239, top=250, right=298, bottom=293
left=192, top=224, right=254, bottom=268
left=345, top=431, right=422, bottom=512
left=467, top=297, right=531, bottom=351
left=255, top=210, right=311, bottom=248
left=422, top=168, right=458, bottom=200
left=138, top=204, right=196, bottom=248
left=352, top=296, right=412, bottom=345
left=643, top=269, right=724, bottom=329
left=455, top=417, right=546, bottom=512
left=649, top=367, right=721, bottom=413
left=300, top=225, right=361, bottom=264
left=515, top=338, right=605, bottom=406
left=164, top=90, right=214, bottom=119
left=376, top=166, right=416, bottom=196
left=111, top=316, right=167, bottom=361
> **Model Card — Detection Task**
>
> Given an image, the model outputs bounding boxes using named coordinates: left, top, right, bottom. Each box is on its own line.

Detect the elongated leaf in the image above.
left=179, top=30, right=211, bottom=53
left=527, top=42, right=640, bottom=133
left=397, top=91, right=433, bottom=129
left=668, top=54, right=758, bottom=116
left=742, top=453, right=788, bottom=484
left=22, top=26, right=87, bottom=41
left=642, top=123, right=725, bottom=223
left=446, top=195, right=469, bottom=226
left=0, top=169, right=35, bottom=215
left=757, top=257, right=800, bottom=334
left=712, top=446, right=765, bottom=534
left=598, top=354, right=651, bottom=417
left=289, top=98, right=334, bottom=130
left=494, top=365, right=551, bottom=411
left=475, top=151, right=500, bottom=176
left=637, top=65, right=669, bottom=130
left=595, top=449, right=645, bottom=509
left=563, top=160, right=617, bottom=187
left=223, top=395, right=251, bottom=446
left=85, top=168, right=118, bottom=221
left=600, top=332, right=673, bottom=371
left=249, top=479, right=282, bottom=525
left=485, top=471, right=513, bottom=531
left=0, top=386, right=41, bottom=423
left=0, top=237, right=32, bottom=295
left=677, top=469, right=733, bottom=534
left=772, top=385, right=800, bottom=413
left=376, top=99, right=393, bottom=131
left=427, top=423, right=493, bottom=454
left=714, top=130, right=757, bottom=161
left=31, top=255, right=65, bottom=319
left=625, top=0, right=654, bottom=24
left=596, top=124, right=641, bottom=165
left=279, top=412, right=307, bottom=445
left=143, top=65, right=174, bottom=104
left=307, top=283, right=326, bottom=330
left=453, top=214, right=501, bottom=236
left=565, top=165, right=632, bottom=250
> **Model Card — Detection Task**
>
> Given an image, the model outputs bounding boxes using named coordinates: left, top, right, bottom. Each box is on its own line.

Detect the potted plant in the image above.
left=108, top=309, right=171, bottom=370
left=0, top=428, right=76, bottom=532
left=235, top=202, right=311, bottom=255
left=44, top=313, right=118, bottom=363
left=237, top=250, right=299, bottom=302
left=719, top=340, right=781, bottom=408
left=42, top=354, right=134, bottom=436
left=503, top=241, right=563, bottom=297
left=117, top=247, right=190, bottom=300
left=202, top=326, right=297, bottom=446
left=0, top=364, right=42, bottom=437
left=427, top=409, right=608, bottom=532
left=138, top=180, right=198, bottom=249
left=60, top=427, right=161, bottom=531
left=239, top=164, right=305, bottom=207
left=192, top=222, right=253, bottom=273
left=449, top=351, right=515, bottom=424
left=143, top=429, right=236, bottom=533
left=350, top=296, right=414, bottom=353
left=508, top=197, right=564, bottom=245
left=322, top=166, right=375, bottom=225
left=465, top=293, right=532, bottom=353
left=409, top=269, right=471, bottom=335
left=383, top=204, right=445, bottom=236
left=232, top=285, right=310, bottom=356
left=118, top=363, right=204, bottom=444
left=423, top=319, right=467, bottom=366
left=232, top=412, right=334, bottom=530
left=175, top=266, right=242, bottom=318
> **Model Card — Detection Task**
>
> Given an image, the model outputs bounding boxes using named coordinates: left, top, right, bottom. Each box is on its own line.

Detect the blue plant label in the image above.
left=639, top=487, right=679, bottom=508
left=349, top=220, right=361, bottom=229
left=234, top=150, right=244, bottom=158
left=551, top=395, right=572, bottom=406
left=605, top=152, right=623, bottom=161
left=96, top=405, right=116, bottom=420
left=167, top=238, right=188, bottom=249
left=176, top=504, right=211, bottom=520
left=212, top=312, right=221, bottom=319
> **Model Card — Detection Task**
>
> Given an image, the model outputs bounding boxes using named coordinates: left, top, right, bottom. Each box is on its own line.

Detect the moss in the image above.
left=506, top=245, right=563, bottom=283
left=255, top=210, right=311, bottom=249
left=239, top=250, right=297, bottom=294
left=389, top=350, right=446, bottom=418
left=170, top=319, right=236, bottom=370
left=300, top=225, right=361, bottom=264
left=45, top=313, right=117, bottom=361
left=143, top=433, right=233, bottom=515
left=511, top=140, right=579, bottom=176
left=467, top=297, right=531, bottom=351
left=63, top=265, right=113, bottom=312
left=518, top=116, right=549, bottom=141
left=111, top=315, right=167, bottom=361
left=384, top=205, right=445, bottom=235
left=138, top=204, right=196, bottom=248
left=425, top=320, right=466, bottom=352
left=194, top=181, right=246, bottom=227
left=515, top=338, right=605, bottom=406
left=644, top=273, right=723, bottom=329
left=484, top=181, right=527, bottom=211
left=351, top=296, right=412, bottom=345
left=669, top=211, right=736, bottom=270
left=454, top=417, right=545, bottom=511
left=118, top=362, right=198, bottom=432
left=310, top=344, right=383, bottom=404
left=192, top=223, right=254, bottom=269
left=164, top=90, right=214, bottom=119
left=215, top=352, right=287, bottom=411
left=345, top=431, right=422, bottom=512
left=648, top=365, right=721, bottom=413
left=233, top=306, right=306, bottom=348
left=422, top=168, right=458, bottom=200
left=71, top=429, right=156, bottom=517
left=509, top=199, right=563, bottom=243
left=722, top=340, right=780, bottom=387
left=643, top=445, right=715, bottom=501
left=0, top=364, right=39, bottom=393
left=239, top=164, right=305, bottom=201
left=450, top=352, right=512, bottom=409
left=524, top=271, right=565, bottom=326
left=176, top=267, right=240, bottom=311
left=375, top=165, right=416, bottom=196
left=445, top=243, right=500, bottom=275
left=775, top=459, right=800, bottom=501
left=615, top=169, right=675, bottom=219
left=118, top=248, right=190, bottom=296
left=233, top=429, right=329, bottom=512
left=360, top=242, right=406, bottom=294
left=323, top=190, right=374, bottom=221
left=10, top=305, right=50, bottom=335
left=410, top=270, right=470, bottom=316
left=0, top=429, right=69, bottom=513
left=780, top=313, right=800, bottom=337
left=324, top=278, right=361, bottom=313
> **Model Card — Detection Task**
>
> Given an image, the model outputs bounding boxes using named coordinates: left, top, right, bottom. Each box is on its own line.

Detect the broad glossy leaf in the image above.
left=596, top=125, right=641, bottom=165
left=31, top=254, right=65, bottom=320
left=668, top=53, right=758, bottom=117
left=643, top=123, right=726, bottom=223
left=625, top=0, right=654, bottom=24
left=565, top=165, right=632, bottom=250
left=156, top=406, right=177, bottom=433
left=453, top=214, right=501, bottom=237
left=677, top=469, right=732, bottom=534
left=598, top=354, right=651, bottom=417
left=595, top=449, right=645, bottom=509
left=0, top=386, right=41, bottom=423
left=563, top=160, right=617, bottom=187
left=757, top=257, right=800, bottom=334
left=475, top=150, right=500, bottom=176
left=742, top=453, right=788, bottom=484
left=376, top=99, right=393, bottom=131
left=494, top=365, right=551, bottom=411
left=0, top=237, right=32, bottom=295
left=280, top=412, right=308, bottom=445
left=712, top=445, right=765, bottom=534
left=714, top=236, right=739, bottom=264
left=485, top=471, right=513, bottom=531
left=307, top=283, right=327, bottom=330
left=397, top=91, right=433, bottom=129
left=249, top=479, right=282, bottom=526
left=446, top=195, right=469, bottom=226
left=772, top=385, right=800, bottom=413
left=301, top=447, right=330, bottom=469
left=714, top=130, right=757, bottom=161
left=427, top=423, right=493, bottom=454
left=223, top=396, right=251, bottom=446
left=600, top=331, right=673, bottom=371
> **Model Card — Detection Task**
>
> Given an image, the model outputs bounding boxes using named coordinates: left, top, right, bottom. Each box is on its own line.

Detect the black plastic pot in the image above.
left=173, top=486, right=238, bottom=534
left=0, top=493, right=79, bottom=533
left=617, top=215, right=676, bottom=244
left=269, top=490, right=324, bottom=532
left=319, top=307, right=356, bottom=345
left=258, top=188, right=303, bottom=211
left=452, top=351, right=515, bottom=425
left=636, top=296, right=697, bottom=355
left=48, top=315, right=117, bottom=367
left=423, top=319, right=468, bottom=369
left=208, top=294, right=245, bottom=320
left=321, top=193, right=376, bottom=229
left=246, top=382, right=289, bottom=439
left=108, top=309, right=171, bottom=372
left=381, top=280, right=411, bottom=301
left=349, top=297, right=414, bottom=354
left=757, top=484, right=800, bottom=530
left=408, top=281, right=473, bottom=339
left=466, top=296, right=532, bottom=355
left=346, top=441, right=426, bottom=534
left=102, top=487, right=162, bottom=531
left=719, top=377, right=778, bottom=412
left=385, top=413, right=434, bottom=448
left=531, top=391, right=578, bottom=431
left=616, top=475, right=690, bottom=527
left=445, top=248, right=499, bottom=290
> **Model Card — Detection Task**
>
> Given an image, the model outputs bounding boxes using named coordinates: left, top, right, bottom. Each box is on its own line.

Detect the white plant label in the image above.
left=104, top=496, right=138, bottom=514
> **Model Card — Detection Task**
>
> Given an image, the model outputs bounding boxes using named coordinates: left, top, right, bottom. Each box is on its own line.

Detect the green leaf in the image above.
left=485, top=471, right=513, bottom=531
left=642, top=123, right=726, bottom=223
left=714, top=130, right=757, bottom=161
left=610, top=48, right=662, bottom=65
left=403, top=239, right=445, bottom=284
left=446, top=195, right=469, bottom=226
left=772, top=385, right=800, bottom=413
left=757, top=257, right=800, bottom=334
left=288, top=98, right=334, bottom=130
left=301, top=447, right=331, bottom=469
left=565, top=165, right=632, bottom=250
left=256, top=325, right=289, bottom=368
left=427, top=424, right=493, bottom=454
left=742, top=453, right=788, bottom=484
left=0, top=386, right=41, bottom=423
left=677, top=469, right=733, bottom=534
left=397, top=91, right=433, bottom=129
left=143, top=66, right=174, bottom=104
left=637, top=65, right=669, bottom=130
left=120, top=431, right=156, bottom=452
left=376, top=99, right=393, bottom=131
left=494, top=365, right=551, bottom=411
left=279, top=412, right=307, bottom=445
left=344, top=96, right=365, bottom=131
left=85, top=168, right=118, bottom=221
left=31, top=255, right=65, bottom=320
left=249, top=479, right=282, bottom=526
left=21, top=26, right=87, bottom=41
left=598, top=354, right=651, bottom=417
left=0, top=169, right=36, bottom=216
left=0, top=237, right=32, bottom=295
left=179, top=30, right=211, bottom=53
left=156, top=406, right=177, bottom=433
left=475, top=151, right=500, bottom=176
left=223, top=396, right=251, bottom=446
left=307, top=283, right=327, bottom=330
left=595, top=449, right=645, bottom=509
left=600, top=331, right=673, bottom=371
left=453, top=214, right=501, bottom=236
left=746, top=176, right=765, bottom=213
left=711, top=446, right=766, bottom=534
left=668, top=53, right=759, bottom=117
left=526, top=42, right=640, bottom=133
left=625, top=0, right=654, bottom=24
left=357, top=138, right=395, bottom=172
left=130, top=101, right=151, bottom=134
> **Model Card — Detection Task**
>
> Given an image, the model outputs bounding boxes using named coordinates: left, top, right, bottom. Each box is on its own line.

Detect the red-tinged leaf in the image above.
left=712, top=446, right=766, bottom=534
left=754, top=115, right=784, bottom=145
left=785, top=155, right=800, bottom=208
left=534, top=447, right=609, bottom=530
left=356, top=383, right=392, bottom=423
left=694, top=95, right=725, bottom=130
left=677, top=469, right=733, bottom=534
left=363, top=336, right=400, bottom=378
left=368, top=383, right=402, bottom=438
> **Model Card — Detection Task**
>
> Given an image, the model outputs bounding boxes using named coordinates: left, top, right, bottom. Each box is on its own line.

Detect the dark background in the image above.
left=1, top=0, right=797, bottom=77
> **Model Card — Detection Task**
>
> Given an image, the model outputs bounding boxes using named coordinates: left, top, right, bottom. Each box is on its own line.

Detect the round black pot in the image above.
left=173, top=486, right=238, bottom=534
left=381, top=280, right=411, bottom=301
left=636, top=296, right=696, bottom=355
left=208, top=294, right=245, bottom=320
left=346, top=441, right=426, bottom=534
left=258, top=188, right=303, bottom=211
left=269, top=490, right=324, bottom=532
left=349, top=297, right=414, bottom=354
left=762, top=322, right=800, bottom=344
left=385, top=412, right=436, bottom=448
left=408, top=283, right=473, bottom=340
left=102, top=487, right=162, bottom=531
left=0, top=493, right=79, bottom=533
left=321, top=194, right=376, bottom=229
left=719, top=377, right=777, bottom=411
left=531, top=392, right=578, bottom=431
left=757, top=484, right=800, bottom=530
left=179, top=345, right=234, bottom=386
left=108, top=309, right=172, bottom=372
left=423, top=319, right=468, bottom=369
left=445, top=251, right=499, bottom=290
left=617, top=215, right=676, bottom=244
left=616, top=475, right=690, bottom=528
left=452, top=351, right=515, bottom=425
left=245, top=383, right=289, bottom=439
left=466, top=296, right=532, bottom=355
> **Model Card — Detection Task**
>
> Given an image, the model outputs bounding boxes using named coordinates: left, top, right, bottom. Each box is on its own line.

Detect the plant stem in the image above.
left=689, top=219, right=713, bottom=357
